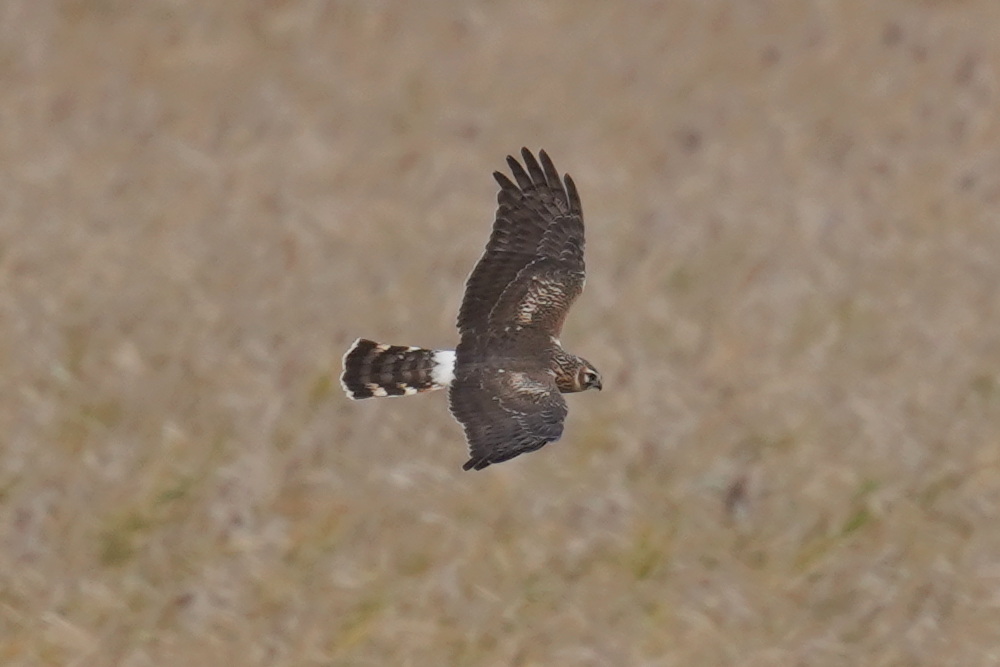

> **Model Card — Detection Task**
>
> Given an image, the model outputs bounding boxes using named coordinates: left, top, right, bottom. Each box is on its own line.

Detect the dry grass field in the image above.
left=4, top=1, right=1000, bottom=665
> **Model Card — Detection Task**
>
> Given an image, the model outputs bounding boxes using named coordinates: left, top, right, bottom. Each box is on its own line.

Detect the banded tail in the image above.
left=340, top=338, right=456, bottom=399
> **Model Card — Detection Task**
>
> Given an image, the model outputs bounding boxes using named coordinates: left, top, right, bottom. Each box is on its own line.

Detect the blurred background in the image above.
left=3, top=1, right=1000, bottom=664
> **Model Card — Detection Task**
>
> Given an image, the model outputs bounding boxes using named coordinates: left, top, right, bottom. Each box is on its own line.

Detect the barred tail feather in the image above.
left=341, top=338, right=455, bottom=400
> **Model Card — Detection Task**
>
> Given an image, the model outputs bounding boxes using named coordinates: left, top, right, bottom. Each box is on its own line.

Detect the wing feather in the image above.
left=506, top=154, right=534, bottom=190
left=457, top=149, right=585, bottom=340
left=449, top=368, right=567, bottom=470
left=487, top=258, right=584, bottom=338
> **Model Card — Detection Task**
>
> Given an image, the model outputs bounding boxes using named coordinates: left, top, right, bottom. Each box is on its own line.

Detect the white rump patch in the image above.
left=431, top=350, right=456, bottom=387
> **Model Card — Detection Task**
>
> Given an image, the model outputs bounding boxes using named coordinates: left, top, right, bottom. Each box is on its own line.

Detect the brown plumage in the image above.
left=341, top=148, right=601, bottom=470
left=341, top=340, right=449, bottom=398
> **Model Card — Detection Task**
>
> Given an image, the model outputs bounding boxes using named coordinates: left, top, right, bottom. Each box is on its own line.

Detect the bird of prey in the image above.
left=341, top=148, right=601, bottom=470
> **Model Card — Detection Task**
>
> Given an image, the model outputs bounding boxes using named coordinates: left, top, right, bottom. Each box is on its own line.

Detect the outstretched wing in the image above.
left=449, top=367, right=568, bottom=470
left=457, top=148, right=585, bottom=340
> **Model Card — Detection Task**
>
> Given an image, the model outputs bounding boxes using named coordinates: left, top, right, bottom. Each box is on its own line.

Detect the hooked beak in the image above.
left=594, top=378, right=602, bottom=391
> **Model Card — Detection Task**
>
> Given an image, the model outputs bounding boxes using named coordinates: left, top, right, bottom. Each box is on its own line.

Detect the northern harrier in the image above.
left=341, top=148, right=601, bottom=470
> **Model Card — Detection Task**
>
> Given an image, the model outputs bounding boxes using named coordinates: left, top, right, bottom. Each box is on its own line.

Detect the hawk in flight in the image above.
left=341, top=148, right=601, bottom=470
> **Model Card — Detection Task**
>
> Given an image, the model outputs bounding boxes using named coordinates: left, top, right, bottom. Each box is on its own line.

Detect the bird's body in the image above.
left=341, top=148, right=601, bottom=470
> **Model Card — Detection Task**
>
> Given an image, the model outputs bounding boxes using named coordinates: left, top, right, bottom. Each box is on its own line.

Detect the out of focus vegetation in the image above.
left=3, top=2, right=1000, bottom=664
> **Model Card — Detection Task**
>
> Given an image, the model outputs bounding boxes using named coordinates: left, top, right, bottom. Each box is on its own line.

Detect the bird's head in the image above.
left=573, top=360, right=603, bottom=393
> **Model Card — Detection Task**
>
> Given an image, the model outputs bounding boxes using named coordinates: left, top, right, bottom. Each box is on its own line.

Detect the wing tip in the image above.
left=493, top=170, right=516, bottom=190
left=520, top=148, right=546, bottom=185
left=507, top=148, right=577, bottom=208
left=462, top=456, right=490, bottom=471
left=563, top=173, right=582, bottom=214
left=505, top=154, right=532, bottom=189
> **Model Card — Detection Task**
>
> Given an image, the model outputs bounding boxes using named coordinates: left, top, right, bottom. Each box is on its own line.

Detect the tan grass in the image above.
left=3, top=1, right=1000, bottom=664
